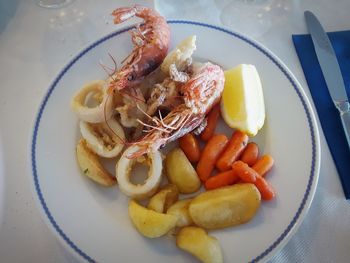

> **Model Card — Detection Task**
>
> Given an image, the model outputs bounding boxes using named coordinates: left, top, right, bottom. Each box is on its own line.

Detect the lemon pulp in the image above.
left=221, top=64, right=265, bottom=136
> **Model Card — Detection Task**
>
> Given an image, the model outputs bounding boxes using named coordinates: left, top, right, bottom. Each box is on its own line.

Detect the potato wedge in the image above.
left=189, top=184, right=261, bottom=229
left=128, top=200, right=177, bottom=238
left=167, top=199, right=193, bottom=227
left=166, top=148, right=201, bottom=194
left=147, top=184, right=179, bottom=213
left=76, top=139, right=116, bottom=186
left=177, top=227, right=223, bottom=263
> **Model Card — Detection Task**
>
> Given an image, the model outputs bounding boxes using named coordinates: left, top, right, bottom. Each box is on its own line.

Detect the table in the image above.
left=0, top=0, right=349, bottom=262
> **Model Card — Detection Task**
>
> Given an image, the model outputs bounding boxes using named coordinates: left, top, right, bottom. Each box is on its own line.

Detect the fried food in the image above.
left=189, top=184, right=261, bottom=229
left=147, top=184, right=179, bottom=213
left=176, top=226, right=223, bottom=263
left=167, top=199, right=193, bottom=227
left=128, top=200, right=177, bottom=238
left=79, top=118, right=125, bottom=158
left=166, top=148, right=201, bottom=194
left=76, top=139, right=116, bottom=186
left=116, top=145, right=162, bottom=200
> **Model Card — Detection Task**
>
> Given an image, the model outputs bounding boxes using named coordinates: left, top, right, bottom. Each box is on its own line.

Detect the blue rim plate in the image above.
left=30, top=21, right=320, bottom=263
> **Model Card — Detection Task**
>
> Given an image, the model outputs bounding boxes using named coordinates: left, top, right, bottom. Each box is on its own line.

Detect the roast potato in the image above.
left=147, top=184, right=179, bottom=213
left=189, top=184, right=261, bottom=229
left=128, top=200, right=177, bottom=238
left=76, top=139, right=116, bottom=186
left=177, top=226, right=223, bottom=263
left=167, top=199, right=193, bottom=227
left=165, top=148, right=201, bottom=194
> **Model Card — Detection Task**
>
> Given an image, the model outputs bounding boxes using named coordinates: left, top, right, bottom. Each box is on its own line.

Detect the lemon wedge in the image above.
left=221, top=64, right=265, bottom=136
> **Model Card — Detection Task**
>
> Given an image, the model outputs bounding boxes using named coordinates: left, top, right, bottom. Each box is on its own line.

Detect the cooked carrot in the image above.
left=232, top=161, right=276, bottom=200
left=204, top=170, right=239, bottom=190
left=200, top=104, right=220, bottom=141
left=232, top=161, right=258, bottom=183
left=179, top=133, right=201, bottom=162
left=255, top=175, right=276, bottom=200
left=196, top=134, right=228, bottom=182
left=240, top=142, right=259, bottom=166
left=216, top=130, right=249, bottom=171
left=252, top=154, right=274, bottom=177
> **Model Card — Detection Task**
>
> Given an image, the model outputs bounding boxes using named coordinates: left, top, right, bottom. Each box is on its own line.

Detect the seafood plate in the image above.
left=30, top=5, right=320, bottom=263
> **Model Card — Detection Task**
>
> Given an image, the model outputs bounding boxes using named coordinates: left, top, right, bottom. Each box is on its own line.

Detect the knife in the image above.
left=305, top=11, right=350, bottom=150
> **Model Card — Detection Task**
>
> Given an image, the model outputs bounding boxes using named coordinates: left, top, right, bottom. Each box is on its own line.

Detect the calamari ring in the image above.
left=116, top=145, right=162, bottom=200
left=71, top=80, right=113, bottom=123
left=79, top=118, right=125, bottom=158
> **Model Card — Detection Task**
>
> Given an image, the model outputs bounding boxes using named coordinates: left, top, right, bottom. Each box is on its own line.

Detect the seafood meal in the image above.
left=71, top=5, right=276, bottom=263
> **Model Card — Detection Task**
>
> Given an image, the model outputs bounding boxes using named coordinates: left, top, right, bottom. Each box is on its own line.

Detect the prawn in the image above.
left=129, top=62, right=225, bottom=158
left=108, top=5, right=170, bottom=93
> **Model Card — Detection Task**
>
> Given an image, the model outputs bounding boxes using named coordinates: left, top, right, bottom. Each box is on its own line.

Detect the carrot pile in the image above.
left=196, top=134, right=228, bottom=182
left=179, top=133, right=201, bottom=163
left=200, top=104, right=220, bottom=141
left=178, top=104, right=276, bottom=201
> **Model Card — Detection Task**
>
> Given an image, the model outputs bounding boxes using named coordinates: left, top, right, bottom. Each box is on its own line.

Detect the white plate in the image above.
left=30, top=21, right=320, bottom=263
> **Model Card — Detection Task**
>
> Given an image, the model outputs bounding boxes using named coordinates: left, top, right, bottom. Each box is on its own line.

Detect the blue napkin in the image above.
left=293, top=30, right=350, bottom=199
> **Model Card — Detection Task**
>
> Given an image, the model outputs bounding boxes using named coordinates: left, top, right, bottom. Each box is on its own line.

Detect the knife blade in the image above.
left=305, top=10, right=350, bottom=149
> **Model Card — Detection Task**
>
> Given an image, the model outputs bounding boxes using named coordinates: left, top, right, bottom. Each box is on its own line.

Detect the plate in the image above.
left=30, top=21, right=320, bottom=263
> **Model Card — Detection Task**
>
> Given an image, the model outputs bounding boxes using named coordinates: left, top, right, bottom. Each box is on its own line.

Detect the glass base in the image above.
left=217, top=0, right=275, bottom=38
left=37, top=0, right=74, bottom=8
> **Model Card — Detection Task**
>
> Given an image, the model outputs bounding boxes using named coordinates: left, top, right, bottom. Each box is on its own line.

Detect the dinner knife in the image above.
left=305, top=11, right=350, bottom=150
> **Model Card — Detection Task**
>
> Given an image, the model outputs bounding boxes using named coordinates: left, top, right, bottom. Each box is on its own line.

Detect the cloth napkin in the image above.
left=293, top=30, right=350, bottom=199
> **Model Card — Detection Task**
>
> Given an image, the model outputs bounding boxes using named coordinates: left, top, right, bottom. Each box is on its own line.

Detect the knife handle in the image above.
left=336, top=101, right=350, bottom=149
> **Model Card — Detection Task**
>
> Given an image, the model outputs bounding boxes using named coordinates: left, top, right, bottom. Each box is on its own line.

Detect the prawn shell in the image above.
left=109, top=5, right=170, bottom=91
left=71, top=80, right=113, bottom=123
left=116, top=145, right=163, bottom=200
left=79, top=119, right=125, bottom=158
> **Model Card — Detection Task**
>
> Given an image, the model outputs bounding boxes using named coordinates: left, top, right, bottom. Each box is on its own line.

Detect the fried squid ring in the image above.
left=71, top=80, right=113, bottom=123
left=116, top=146, right=162, bottom=200
left=79, top=118, right=125, bottom=158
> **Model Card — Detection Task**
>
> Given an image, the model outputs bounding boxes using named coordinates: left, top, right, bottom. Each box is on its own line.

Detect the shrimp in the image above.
left=146, top=63, right=190, bottom=117
left=108, top=5, right=170, bottom=93
left=129, top=62, right=225, bottom=158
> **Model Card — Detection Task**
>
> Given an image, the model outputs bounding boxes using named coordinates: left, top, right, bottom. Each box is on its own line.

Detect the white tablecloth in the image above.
left=0, top=0, right=349, bottom=262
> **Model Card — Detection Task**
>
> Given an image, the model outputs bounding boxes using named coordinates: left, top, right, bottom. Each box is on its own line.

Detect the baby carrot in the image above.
left=200, top=104, right=220, bottom=141
left=204, top=170, right=239, bottom=190
left=232, top=161, right=276, bottom=200
left=216, top=130, right=249, bottom=171
left=232, top=161, right=258, bottom=183
left=255, top=175, right=276, bottom=200
left=240, top=142, right=259, bottom=166
left=196, top=134, right=228, bottom=182
left=252, top=154, right=274, bottom=177
left=179, top=133, right=201, bottom=162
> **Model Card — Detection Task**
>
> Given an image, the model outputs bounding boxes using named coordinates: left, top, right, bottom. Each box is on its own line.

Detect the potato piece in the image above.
left=167, top=199, right=193, bottom=227
left=76, top=139, right=116, bottom=186
left=128, top=200, right=177, bottom=238
left=189, top=184, right=261, bottom=229
left=177, top=227, right=223, bottom=263
left=147, top=184, right=179, bottom=213
left=166, top=148, right=201, bottom=194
